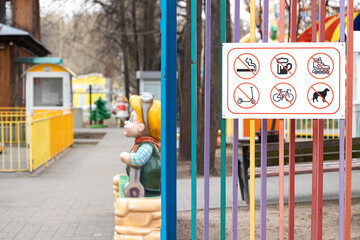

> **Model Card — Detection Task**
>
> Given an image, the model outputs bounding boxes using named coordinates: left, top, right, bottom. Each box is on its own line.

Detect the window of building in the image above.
left=33, top=78, right=63, bottom=107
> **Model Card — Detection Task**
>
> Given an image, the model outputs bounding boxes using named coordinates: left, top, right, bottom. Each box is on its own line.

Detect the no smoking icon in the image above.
left=270, top=83, right=297, bottom=109
left=307, top=82, right=334, bottom=109
left=233, top=83, right=260, bottom=109
left=233, top=53, right=260, bottom=79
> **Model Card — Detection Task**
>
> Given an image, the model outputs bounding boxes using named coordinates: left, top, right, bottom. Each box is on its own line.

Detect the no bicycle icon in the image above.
left=270, top=83, right=297, bottom=109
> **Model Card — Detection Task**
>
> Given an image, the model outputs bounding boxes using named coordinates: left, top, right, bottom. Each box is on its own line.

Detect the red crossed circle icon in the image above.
left=233, top=53, right=260, bottom=80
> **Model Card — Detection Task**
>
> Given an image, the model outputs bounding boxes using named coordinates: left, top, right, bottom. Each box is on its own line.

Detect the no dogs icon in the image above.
left=307, top=83, right=334, bottom=109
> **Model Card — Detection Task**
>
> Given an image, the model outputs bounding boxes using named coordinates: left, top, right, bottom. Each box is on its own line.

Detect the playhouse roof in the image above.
left=0, top=23, right=50, bottom=56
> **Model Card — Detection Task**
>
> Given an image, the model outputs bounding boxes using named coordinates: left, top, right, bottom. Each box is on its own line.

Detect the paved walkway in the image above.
left=0, top=128, right=131, bottom=240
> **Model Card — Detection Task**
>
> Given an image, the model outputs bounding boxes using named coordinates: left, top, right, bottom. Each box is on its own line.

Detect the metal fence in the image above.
left=0, top=108, right=73, bottom=172
left=161, top=0, right=354, bottom=239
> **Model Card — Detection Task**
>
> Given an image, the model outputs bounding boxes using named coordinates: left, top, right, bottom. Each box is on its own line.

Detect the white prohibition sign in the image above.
left=233, top=53, right=260, bottom=79
left=270, top=82, right=297, bottom=109
left=233, top=82, right=260, bottom=109
left=307, top=53, right=334, bottom=79
left=270, top=53, right=297, bottom=79
left=307, top=82, right=334, bottom=109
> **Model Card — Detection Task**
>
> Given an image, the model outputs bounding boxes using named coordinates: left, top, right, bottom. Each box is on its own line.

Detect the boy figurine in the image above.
left=120, top=93, right=161, bottom=197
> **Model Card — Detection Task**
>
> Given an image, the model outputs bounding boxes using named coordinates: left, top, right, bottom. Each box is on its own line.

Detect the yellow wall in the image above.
left=72, top=75, right=107, bottom=108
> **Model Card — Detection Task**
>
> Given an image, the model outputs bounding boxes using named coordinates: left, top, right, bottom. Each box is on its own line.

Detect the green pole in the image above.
left=220, top=0, right=226, bottom=239
left=191, top=0, right=197, bottom=239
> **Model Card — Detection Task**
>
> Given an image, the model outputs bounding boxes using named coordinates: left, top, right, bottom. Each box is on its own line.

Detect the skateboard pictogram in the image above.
left=233, top=53, right=260, bottom=79
left=270, top=53, right=297, bottom=79
left=233, top=83, right=260, bottom=109
left=270, top=83, right=297, bottom=109
left=307, top=83, right=334, bottom=109
left=307, top=53, right=334, bottom=79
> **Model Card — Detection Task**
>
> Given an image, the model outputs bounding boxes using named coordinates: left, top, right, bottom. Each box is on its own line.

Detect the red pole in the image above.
left=310, top=2, right=318, bottom=239
left=288, top=1, right=297, bottom=239
left=344, top=0, right=354, bottom=238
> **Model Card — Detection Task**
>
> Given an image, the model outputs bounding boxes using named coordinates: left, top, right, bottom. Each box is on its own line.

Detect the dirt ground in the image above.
left=177, top=198, right=360, bottom=239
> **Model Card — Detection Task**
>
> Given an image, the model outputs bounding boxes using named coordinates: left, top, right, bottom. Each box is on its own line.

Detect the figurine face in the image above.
left=124, top=111, right=146, bottom=138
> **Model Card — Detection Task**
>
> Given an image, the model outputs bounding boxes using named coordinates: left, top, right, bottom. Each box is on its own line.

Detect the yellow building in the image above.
left=72, top=73, right=107, bottom=109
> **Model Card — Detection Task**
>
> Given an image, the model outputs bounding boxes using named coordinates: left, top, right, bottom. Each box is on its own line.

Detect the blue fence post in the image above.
left=160, top=0, right=177, bottom=239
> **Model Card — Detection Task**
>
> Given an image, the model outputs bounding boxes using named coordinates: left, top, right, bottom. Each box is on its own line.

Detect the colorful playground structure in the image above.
left=160, top=1, right=356, bottom=240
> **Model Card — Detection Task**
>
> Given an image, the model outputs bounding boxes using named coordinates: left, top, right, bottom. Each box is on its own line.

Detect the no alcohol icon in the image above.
left=270, top=53, right=297, bottom=79
left=233, top=83, right=260, bottom=109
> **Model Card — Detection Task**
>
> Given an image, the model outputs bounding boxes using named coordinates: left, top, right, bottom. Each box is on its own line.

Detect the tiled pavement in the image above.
left=0, top=128, right=131, bottom=240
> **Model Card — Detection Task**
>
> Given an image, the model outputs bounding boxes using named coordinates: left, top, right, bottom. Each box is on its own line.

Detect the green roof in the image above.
left=15, top=57, right=63, bottom=64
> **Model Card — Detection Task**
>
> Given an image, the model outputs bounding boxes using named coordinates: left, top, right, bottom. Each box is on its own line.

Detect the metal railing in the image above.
left=0, top=108, right=73, bottom=172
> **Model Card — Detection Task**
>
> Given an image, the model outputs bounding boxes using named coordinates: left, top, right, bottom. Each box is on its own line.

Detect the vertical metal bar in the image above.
left=1, top=122, right=4, bottom=170
left=232, top=1, right=240, bottom=239
left=288, top=1, right=297, bottom=239
left=220, top=0, right=227, bottom=239
left=10, top=122, right=12, bottom=170
left=339, top=0, right=345, bottom=239
left=249, top=119, right=255, bottom=240
left=160, top=0, right=177, bottom=238
left=288, top=119, right=295, bottom=240
left=204, top=0, right=211, bottom=238
left=191, top=0, right=197, bottom=238
left=311, top=0, right=318, bottom=238
left=312, top=119, right=319, bottom=240
left=344, top=0, right=354, bottom=238
left=17, top=122, right=20, bottom=169
left=249, top=1, right=255, bottom=239
left=26, top=116, right=29, bottom=170
left=278, top=1, right=285, bottom=239
left=260, top=1, right=269, bottom=239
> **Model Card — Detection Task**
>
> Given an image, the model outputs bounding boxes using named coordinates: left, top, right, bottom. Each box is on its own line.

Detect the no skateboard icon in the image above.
left=270, top=83, right=297, bottom=109
left=307, top=53, right=334, bottom=79
left=233, top=83, right=260, bottom=109
left=307, top=83, right=334, bottom=109
left=270, top=53, right=297, bottom=79
left=233, top=53, right=260, bottom=79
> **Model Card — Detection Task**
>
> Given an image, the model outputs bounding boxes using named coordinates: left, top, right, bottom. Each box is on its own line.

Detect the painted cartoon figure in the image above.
left=113, top=94, right=129, bottom=127
left=120, top=93, right=161, bottom=197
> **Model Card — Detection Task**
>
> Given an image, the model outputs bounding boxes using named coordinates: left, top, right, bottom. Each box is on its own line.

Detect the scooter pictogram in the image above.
left=237, top=87, right=256, bottom=104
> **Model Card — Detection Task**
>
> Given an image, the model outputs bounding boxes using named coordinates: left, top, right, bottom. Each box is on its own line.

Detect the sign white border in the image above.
left=222, top=42, right=346, bottom=119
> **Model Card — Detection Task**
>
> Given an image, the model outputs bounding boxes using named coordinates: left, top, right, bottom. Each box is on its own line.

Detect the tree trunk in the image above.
left=208, top=0, right=221, bottom=175
left=178, top=1, right=192, bottom=162
left=196, top=0, right=204, bottom=175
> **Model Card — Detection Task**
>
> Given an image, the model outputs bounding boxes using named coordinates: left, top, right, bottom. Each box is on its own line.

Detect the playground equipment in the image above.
left=159, top=1, right=355, bottom=240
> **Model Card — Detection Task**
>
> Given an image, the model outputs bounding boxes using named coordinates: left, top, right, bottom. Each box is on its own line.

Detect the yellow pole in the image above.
left=249, top=0, right=255, bottom=239
left=1, top=122, right=4, bottom=170
left=9, top=122, right=12, bottom=170
left=26, top=116, right=29, bottom=170
left=17, top=122, right=20, bottom=170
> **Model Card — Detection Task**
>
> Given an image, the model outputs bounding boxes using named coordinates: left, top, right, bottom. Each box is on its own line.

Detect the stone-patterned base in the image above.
left=113, top=175, right=161, bottom=240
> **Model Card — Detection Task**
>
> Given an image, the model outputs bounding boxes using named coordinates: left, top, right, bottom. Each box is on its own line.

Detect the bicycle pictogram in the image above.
left=272, top=89, right=295, bottom=102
